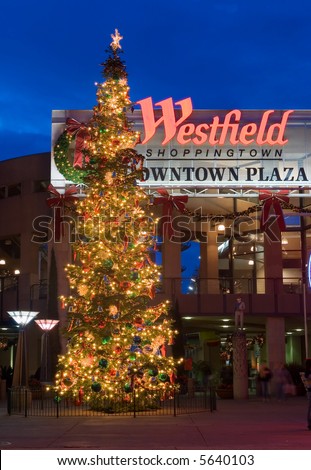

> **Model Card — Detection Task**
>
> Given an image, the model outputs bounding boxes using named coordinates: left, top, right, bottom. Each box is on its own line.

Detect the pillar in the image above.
left=232, top=331, right=248, bottom=399
left=266, top=317, right=286, bottom=371
left=162, top=237, right=181, bottom=296
left=263, top=229, right=283, bottom=294
left=51, top=237, right=72, bottom=354
left=19, top=179, right=41, bottom=310
left=199, top=231, right=219, bottom=294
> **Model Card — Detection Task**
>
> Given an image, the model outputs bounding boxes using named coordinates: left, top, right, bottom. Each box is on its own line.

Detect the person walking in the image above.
left=273, top=363, right=292, bottom=400
left=234, top=297, right=246, bottom=330
left=258, top=363, right=272, bottom=401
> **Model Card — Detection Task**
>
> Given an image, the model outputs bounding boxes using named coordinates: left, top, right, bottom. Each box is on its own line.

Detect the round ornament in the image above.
left=99, top=358, right=108, bottom=369
left=134, top=317, right=143, bottom=327
left=103, top=259, right=113, bottom=270
left=124, top=383, right=132, bottom=393
left=133, top=335, right=141, bottom=344
left=129, top=353, right=136, bottom=361
left=63, top=377, right=72, bottom=387
left=114, top=346, right=122, bottom=354
left=148, top=368, right=158, bottom=377
left=158, top=373, right=169, bottom=382
left=91, top=382, right=102, bottom=393
left=102, top=336, right=112, bottom=345
left=120, top=281, right=132, bottom=290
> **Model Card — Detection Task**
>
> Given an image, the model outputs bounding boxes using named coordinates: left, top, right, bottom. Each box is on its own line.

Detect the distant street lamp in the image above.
left=7, top=311, right=39, bottom=387
left=35, top=319, right=59, bottom=383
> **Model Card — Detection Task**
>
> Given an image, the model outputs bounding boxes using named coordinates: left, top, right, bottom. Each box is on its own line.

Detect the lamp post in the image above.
left=7, top=311, right=39, bottom=387
left=35, top=319, right=59, bottom=383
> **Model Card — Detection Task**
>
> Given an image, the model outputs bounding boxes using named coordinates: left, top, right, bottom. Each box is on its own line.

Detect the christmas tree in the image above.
left=55, top=30, right=181, bottom=409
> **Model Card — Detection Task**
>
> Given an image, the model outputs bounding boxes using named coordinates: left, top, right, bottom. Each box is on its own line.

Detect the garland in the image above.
left=179, top=200, right=311, bottom=222
left=53, top=131, right=89, bottom=184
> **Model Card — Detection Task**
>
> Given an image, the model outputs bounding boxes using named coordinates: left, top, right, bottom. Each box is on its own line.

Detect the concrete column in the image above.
left=232, top=331, right=248, bottom=399
left=162, top=237, right=181, bottom=297
left=266, top=316, right=286, bottom=371
left=199, top=231, right=219, bottom=294
left=263, top=229, right=283, bottom=294
left=51, top=238, right=72, bottom=354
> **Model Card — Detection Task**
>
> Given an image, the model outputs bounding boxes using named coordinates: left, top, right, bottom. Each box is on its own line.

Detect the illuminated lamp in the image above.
left=7, top=311, right=39, bottom=387
left=35, top=320, right=59, bottom=383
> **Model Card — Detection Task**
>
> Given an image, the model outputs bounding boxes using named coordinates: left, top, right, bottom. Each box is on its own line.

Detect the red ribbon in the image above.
left=135, top=254, right=154, bottom=270
left=66, top=118, right=90, bottom=168
left=259, top=190, right=289, bottom=232
left=153, top=189, right=188, bottom=237
left=47, top=184, right=78, bottom=241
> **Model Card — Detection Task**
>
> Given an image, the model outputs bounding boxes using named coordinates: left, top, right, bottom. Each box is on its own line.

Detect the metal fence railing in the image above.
left=7, top=386, right=217, bottom=418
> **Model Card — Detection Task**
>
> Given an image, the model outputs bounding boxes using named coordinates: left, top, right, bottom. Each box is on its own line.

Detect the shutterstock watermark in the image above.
left=31, top=209, right=283, bottom=245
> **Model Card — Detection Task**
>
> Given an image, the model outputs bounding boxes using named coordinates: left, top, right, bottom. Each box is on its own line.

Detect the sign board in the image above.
left=51, top=99, right=311, bottom=192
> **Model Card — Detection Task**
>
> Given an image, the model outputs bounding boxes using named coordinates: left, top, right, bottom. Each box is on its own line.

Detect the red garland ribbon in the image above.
left=66, top=118, right=91, bottom=168
left=259, top=190, right=289, bottom=232
left=135, top=254, right=154, bottom=270
left=47, top=184, right=78, bottom=241
left=153, top=189, right=188, bottom=237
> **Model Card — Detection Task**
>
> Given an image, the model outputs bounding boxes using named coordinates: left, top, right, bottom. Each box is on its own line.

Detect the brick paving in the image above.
left=0, top=396, right=310, bottom=450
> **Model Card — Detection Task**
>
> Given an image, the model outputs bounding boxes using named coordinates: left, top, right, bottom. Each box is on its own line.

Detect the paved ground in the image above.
left=0, top=396, right=310, bottom=450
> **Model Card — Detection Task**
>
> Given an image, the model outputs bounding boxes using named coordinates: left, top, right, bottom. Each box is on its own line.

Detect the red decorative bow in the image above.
left=153, top=189, right=188, bottom=238
left=47, top=184, right=78, bottom=241
left=66, top=118, right=91, bottom=168
left=259, top=190, right=289, bottom=232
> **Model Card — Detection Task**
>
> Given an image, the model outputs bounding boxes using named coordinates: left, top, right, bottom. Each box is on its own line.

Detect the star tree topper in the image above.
left=111, top=29, right=123, bottom=51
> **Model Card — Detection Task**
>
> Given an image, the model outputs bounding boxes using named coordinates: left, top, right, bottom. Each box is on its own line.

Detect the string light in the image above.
left=54, top=32, right=181, bottom=408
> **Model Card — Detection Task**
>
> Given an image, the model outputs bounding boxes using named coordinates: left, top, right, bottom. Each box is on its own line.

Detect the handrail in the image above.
left=158, top=276, right=304, bottom=295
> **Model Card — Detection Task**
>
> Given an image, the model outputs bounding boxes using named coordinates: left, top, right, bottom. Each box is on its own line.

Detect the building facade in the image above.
left=1, top=102, right=311, bottom=391
left=51, top=104, right=311, bottom=377
left=0, top=153, right=53, bottom=386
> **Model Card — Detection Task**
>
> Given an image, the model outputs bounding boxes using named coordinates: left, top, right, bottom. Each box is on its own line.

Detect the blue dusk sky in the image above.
left=1, top=0, right=311, bottom=161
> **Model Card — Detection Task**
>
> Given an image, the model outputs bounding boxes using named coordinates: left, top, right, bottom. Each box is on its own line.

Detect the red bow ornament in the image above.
left=259, top=190, right=289, bottom=232
left=66, top=118, right=91, bottom=168
left=47, top=184, right=78, bottom=241
left=153, top=189, right=188, bottom=238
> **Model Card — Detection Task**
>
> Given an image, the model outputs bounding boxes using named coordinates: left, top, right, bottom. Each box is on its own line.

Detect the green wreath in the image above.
left=53, top=131, right=89, bottom=184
